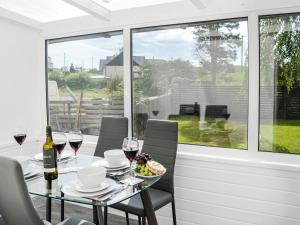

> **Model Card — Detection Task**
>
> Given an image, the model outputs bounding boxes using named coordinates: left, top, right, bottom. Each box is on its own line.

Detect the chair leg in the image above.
left=138, top=216, right=142, bottom=225
left=104, top=207, right=108, bottom=225
left=171, top=198, right=177, bottom=225
left=125, top=212, right=130, bottom=225
left=142, top=216, right=146, bottom=225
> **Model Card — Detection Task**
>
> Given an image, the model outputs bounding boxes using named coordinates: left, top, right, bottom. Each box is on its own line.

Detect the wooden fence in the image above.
left=49, top=98, right=124, bottom=135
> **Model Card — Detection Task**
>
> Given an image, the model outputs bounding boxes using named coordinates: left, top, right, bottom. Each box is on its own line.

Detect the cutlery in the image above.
left=25, top=173, right=43, bottom=181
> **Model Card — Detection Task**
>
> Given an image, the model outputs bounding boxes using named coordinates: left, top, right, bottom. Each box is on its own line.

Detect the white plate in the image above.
left=33, top=151, right=73, bottom=161
left=92, top=159, right=129, bottom=170
left=75, top=178, right=110, bottom=193
left=62, top=179, right=116, bottom=197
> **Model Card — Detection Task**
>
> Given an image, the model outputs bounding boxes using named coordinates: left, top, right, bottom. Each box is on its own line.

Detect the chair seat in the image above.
left=111, top=188, right=173, bottom=216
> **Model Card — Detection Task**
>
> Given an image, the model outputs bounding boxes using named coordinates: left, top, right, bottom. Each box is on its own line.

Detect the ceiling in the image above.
left=0, top=0, right=202, bottom=24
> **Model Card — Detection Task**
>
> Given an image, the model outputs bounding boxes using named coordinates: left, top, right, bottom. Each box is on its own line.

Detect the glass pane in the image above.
left=259, top=14, right=300, bottom=154
left=132, top=19, right=249, bottom=149
left=0, top=0, right=87, bottom=23
left=47, top=32, right=124, bottom=135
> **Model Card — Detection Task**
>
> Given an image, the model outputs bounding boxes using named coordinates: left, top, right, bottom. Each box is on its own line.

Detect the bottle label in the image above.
left=43, top=149, right=56, bottom=168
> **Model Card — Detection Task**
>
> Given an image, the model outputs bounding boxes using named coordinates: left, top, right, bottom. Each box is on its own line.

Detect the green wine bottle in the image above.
left=43, top=126, right=58, bottom=180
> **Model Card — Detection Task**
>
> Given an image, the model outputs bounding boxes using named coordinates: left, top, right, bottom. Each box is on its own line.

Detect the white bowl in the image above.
left=77, top=166, right=107, bottom=188
left=104, top=149, right=125, bottom=167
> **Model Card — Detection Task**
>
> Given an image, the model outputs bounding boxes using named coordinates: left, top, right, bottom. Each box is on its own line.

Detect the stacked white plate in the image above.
left=92, top=159, right=129, bottom=171
left=62, top=178, right=117, bottom=197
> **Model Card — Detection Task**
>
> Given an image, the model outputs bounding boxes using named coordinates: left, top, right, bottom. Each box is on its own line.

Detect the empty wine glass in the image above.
left=68, top=129, right=83, bottom=158
left=52, top=132, right=67, bottom=161
left=13, top=127, right=27, bottom=152
left=122, top=137, right=139, bottom=185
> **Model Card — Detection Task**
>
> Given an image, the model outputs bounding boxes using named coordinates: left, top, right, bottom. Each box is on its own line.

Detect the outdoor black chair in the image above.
left=107, top=119, right=178, bottom=225
left=94, top=116, right=128, bottom=157
left=205, top=105, right=231, bottom=121
left=0, top=156, right=95, bottom=225
left=179, top=102, right=200, bottom=117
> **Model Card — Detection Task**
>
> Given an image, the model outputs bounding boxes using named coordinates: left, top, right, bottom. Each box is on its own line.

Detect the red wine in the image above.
left=14, top=134, right=26, bottom=145
left=69, top=140, right=82, bottom=152
left=123, top=149, right=139, bottom=162
left=53, top=142, right=66, bottom=155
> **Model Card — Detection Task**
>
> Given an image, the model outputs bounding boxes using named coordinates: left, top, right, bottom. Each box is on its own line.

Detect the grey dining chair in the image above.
left=107, top=119, right=178, bottom=225
left=93, top=116, right=128, bottom=224
left=94, top=116, right=128, bottom=157
left=0, top=156, right=95, bottom=225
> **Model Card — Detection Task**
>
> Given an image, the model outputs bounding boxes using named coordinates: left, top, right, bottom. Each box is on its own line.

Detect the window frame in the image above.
left=130, top=17, right=250, bottom=150
left=44, top=7, right=300, bottom=166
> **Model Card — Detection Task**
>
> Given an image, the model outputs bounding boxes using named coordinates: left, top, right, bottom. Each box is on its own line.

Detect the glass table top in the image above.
left=26, top=154, right=161, bottom=207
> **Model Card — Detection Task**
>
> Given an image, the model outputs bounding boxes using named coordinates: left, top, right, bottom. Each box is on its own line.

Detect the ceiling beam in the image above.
left=62, top=0, right=110, bottom=21
left=0, top=6, right=41, bottom=30
left=189, top=0, right=205, bottom=10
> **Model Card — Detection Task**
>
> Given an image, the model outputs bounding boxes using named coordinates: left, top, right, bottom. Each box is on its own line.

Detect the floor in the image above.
left=0, top=197, right=138, bottom=225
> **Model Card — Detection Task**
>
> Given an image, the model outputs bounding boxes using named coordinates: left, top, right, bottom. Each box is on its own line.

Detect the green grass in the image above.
left=172, top=117, right=300, bottom=154
left=260, top=120, right=300, bottom=154
left=171, top=116, right=248, bottom=149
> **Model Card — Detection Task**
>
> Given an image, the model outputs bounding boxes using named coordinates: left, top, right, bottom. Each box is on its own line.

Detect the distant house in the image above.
left=100, top=52, right=145, bottom=78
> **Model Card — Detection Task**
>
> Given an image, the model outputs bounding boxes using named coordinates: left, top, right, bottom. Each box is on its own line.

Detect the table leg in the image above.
left=46, top=197, right=51, bottom=222
left=96, top=206, right=105, bottom=225
left=93, top=206, right=99, bottom=225
left=140, top=190, right=158, bottom=225
left=61, top=192, right=65, bottom=221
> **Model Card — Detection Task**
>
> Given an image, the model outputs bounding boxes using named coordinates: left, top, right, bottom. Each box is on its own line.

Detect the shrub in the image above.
left=48, top=71, right=65, bottom=87
left=65, top=72, right=91, bottom=90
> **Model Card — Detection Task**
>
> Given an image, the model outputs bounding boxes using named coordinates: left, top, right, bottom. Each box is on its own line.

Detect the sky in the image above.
left=48, top=21, right=248, bottom=69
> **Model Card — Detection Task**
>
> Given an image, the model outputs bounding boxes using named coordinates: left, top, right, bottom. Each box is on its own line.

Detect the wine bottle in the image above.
left=43, top=125, right=58, bottom=180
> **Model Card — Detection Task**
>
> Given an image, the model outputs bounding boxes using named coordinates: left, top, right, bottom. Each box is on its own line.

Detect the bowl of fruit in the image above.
left=135, top=153, right=166, bottom=178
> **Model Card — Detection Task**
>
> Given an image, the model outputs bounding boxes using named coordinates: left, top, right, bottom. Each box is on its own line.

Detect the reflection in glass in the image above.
left=132, top=19, right=249, bottom=149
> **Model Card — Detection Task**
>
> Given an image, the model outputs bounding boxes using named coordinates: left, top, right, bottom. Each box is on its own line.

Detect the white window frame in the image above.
left=45, top=6, right=300, bottom=169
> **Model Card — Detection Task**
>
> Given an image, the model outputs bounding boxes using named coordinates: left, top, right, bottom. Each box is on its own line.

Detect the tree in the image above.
left=260, top=15, right=300, bottom=92
left=69, top=63, right=76, bottom=73
left=193, top=21, right=242, bottom=85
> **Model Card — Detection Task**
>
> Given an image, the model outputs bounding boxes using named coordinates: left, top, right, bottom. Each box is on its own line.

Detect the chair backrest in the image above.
left=94, top=116, right=128, bottom=157
left=0, top=156, right=44, bottom=225
left=142, top=119, right=178, bottom=194
left=179, top=102, right=200, bottom=117
left=205, top=105, right=228, bottom=120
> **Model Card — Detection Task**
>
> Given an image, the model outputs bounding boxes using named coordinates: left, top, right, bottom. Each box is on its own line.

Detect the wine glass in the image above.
left=13, top=128, right=27, bottom=152
left=52, top=132, right=67, bottom=161
left=122, top=137, right=139, bottom=185
left=68, top=129, right=83, bottom=158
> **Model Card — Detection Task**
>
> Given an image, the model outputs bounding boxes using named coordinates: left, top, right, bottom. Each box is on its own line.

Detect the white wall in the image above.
left=0, top=18, right=46, bottom=144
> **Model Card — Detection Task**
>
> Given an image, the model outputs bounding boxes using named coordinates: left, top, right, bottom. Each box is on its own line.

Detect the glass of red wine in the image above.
left=52, top=132, right=67, bottom=161
left=68, top=129, right=83, bottom=159
left=122, top=137, right=139, bottom=185
left=13, top=128, right=27, bottom=152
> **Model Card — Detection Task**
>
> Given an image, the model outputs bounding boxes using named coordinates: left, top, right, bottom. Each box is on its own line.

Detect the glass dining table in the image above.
left=26, top=154, right=161, bottom=225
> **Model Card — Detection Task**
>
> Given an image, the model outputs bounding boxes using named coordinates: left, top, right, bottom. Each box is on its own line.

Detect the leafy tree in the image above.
left=193, top=21, right=242, bottom=85
left=260, top=15, right=300, bottom=93
left=135, top=59, right=196, bottom=98
left=69, top=63, right=76, bottom=73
